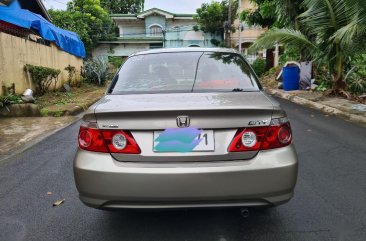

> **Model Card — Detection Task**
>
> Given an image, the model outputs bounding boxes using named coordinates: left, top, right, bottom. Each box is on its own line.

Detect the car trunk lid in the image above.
left=94, top=92, right=275, bottom=162
left=95, top=92, right=273, bottom=129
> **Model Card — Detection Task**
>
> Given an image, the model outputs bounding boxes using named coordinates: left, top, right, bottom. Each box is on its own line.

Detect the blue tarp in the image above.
left=0, top=7, right=86, bottom=58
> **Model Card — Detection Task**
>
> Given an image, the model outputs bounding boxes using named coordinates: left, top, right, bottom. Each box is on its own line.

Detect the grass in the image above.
left=37, top=82, right=107, bottom=117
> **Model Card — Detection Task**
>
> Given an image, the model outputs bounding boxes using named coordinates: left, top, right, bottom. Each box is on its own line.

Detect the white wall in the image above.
left=92, top=43, right=150, bottom=58
left=115, top=20, right=145, bottom=37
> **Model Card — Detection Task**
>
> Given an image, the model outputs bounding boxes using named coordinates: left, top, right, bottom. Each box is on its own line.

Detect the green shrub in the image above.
left=84, top=57, right=109, bottom=86
left=109, top=56, right=124, bottom=69
left=24, top=64, right=61, bottom=95
left=0, top=94, right=23, bottom=112
left=40, top=108, right=49, bottom=117
left=252, top=58, right=267, bottom=77
left=346, top=54, right=366, bottom=95
left=210, top=39, right=220, bottom=47
left=65, top=65, right=76, bottom=86
left=316, top=81, right=332, bottom=92
left=313, top=65, right=332, bottom=92
left=52, top=111, right=63, bottom=117
left=268, top=67, right=278, bottom=75
left=348, top=78, right=366, bottom=94
left=279, top=47, right=300, bottom=66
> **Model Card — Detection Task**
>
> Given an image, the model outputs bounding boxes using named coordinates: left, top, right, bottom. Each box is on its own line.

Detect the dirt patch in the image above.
left=36, top=83, right=107, bottom=117
left=260, top=73, right=278, bottom=89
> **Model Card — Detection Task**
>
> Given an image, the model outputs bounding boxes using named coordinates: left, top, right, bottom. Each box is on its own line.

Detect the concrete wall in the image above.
left=165, top=39, right=214, bottom=48
left=166, top=19, right=196, bottom=29
left=0, top=32, right=83, bottom=95
left=117, top=20, right=145, bottom=37
left=241, top=0, right=254, bottom=9
left=93, top=43, right=150, bottom=58
left=165, top=26, right=221, bottom=48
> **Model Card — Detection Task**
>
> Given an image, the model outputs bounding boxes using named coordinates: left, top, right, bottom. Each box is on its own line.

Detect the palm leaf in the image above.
left=304, top=1, right=346, bottom=32
left=331, top=0, right=366, bottom=53
left=249, top=28, right=319, bottom=53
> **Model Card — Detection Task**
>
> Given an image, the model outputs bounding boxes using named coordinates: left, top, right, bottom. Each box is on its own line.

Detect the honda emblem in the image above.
left=176, top=116, right=190, bottom=128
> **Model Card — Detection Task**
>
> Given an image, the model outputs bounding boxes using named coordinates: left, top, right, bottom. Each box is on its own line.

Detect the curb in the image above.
left=66, top=104, right=87, bottom=116
left=265, top=89, right=366, bottom=127
left=66, top=96, right=102, bottom=116
left=0, top=96, right=102, bottom=162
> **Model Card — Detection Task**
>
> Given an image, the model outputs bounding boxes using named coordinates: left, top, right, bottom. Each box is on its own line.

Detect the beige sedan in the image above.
left=74, top=48, right=298, bottom=209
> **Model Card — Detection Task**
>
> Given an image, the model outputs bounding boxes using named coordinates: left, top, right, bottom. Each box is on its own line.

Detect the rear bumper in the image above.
left=73, top=145, right=298, bottom=209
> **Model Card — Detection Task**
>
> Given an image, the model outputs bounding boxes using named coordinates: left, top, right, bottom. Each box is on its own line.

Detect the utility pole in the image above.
left=228, top=0, right=232, bottom=27
left=238, top=0, right=242, bottom=53
left=227, top=0, right=232, bottom=47
left=239, top=23, right=243, bottom=53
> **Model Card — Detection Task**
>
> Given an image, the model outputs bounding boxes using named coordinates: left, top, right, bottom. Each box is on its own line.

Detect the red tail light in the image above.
left=228, top=117, right=292, bottom=152
left=78, top=122, right=141, bottom=154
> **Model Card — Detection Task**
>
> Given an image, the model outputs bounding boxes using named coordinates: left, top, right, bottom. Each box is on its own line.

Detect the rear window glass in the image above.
left=110, top=52, right=260, bottom=94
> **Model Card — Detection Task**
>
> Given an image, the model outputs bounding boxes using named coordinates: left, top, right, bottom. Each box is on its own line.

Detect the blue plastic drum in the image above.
left=282, top=66, right=299, bottom=91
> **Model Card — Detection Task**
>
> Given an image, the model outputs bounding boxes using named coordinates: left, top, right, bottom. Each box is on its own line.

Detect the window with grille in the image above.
left=150, top=25, right=163, bottom=36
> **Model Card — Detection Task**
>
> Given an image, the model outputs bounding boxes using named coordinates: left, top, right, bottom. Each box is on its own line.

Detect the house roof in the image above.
left=110, top=8, right=196, bottom=20
left=131, top=47, right=237, bottom=57
left=137, top=8, right=174, bottom=19
left=18, top=0, right=51, bottom=21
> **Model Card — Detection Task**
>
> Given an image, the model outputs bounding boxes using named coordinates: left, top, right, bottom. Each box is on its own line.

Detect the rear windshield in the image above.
left=109, top=52, right=260, bottom=94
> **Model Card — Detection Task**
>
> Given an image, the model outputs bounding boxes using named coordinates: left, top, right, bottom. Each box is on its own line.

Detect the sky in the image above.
left=42, top=0, right=211, bottom=14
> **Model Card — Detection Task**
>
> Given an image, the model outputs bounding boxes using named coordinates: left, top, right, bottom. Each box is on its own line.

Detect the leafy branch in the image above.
left=24, top=64, right=61, bottom=95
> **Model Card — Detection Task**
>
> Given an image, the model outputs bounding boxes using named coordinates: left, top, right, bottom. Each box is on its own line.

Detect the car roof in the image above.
left=130, top=47, right=239, bottom=57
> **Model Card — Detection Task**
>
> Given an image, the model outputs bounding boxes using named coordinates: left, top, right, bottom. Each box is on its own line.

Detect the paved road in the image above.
left=0, top=98, right=365, bottom=241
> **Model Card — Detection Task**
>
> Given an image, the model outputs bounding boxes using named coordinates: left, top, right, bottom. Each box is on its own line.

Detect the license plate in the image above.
left=153, top=130, right=215, bottom=152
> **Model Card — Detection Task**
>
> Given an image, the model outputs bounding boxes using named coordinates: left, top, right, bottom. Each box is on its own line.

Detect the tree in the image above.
left=240, top=0, right=304, bottom=28
left=194, top=0, right=239, bottom=41
left=240, top=0, right=277, bottom=28
left=100, top=0, right=144, bottom=14
left=49, top=0, right=115, bottom=55
left=250, top=0, right=366, bottom=97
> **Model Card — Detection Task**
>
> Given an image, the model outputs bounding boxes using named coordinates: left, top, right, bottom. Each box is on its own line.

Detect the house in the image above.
left=231, top=0, right=266, bottom=57
left=230, top=0, right=280, bottom=67
left=93, top=8, right=222, bottom=58
left=0, top=0, right=85, bottom=96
